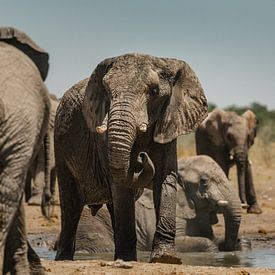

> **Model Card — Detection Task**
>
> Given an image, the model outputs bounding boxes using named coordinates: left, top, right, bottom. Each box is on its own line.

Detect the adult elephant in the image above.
left=54, top=53, right=207, bottom=263
left=26, top=94, right=59, bottom=206
left=0, top=27, right=51, bottom=274
left=195, top=108, right=261, bottom=214
left=74, top=155, right=241, bottom=253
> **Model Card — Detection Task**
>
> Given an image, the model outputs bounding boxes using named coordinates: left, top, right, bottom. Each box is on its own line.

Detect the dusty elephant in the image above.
left=0, top=27, right=52, bottom=274
left=54, top=53, right=207, bottom=263
left=26, top=94, right=59, bottom=206
left=74, top=155, right=241, bottom=254
left=195, top=108, right=261, bottom=214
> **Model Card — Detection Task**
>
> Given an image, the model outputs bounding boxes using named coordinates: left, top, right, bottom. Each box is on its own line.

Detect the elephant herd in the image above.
left=0, top=27, right=262, bottom=274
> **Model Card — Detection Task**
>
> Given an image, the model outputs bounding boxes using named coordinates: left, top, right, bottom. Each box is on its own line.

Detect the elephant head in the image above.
left=177, top=155, right=242, bottom=251
left=0, top=27, right=49, bottom=81
left=82, top=53, right=207, bottom=186
left=203, top=108, right=257, bottom=204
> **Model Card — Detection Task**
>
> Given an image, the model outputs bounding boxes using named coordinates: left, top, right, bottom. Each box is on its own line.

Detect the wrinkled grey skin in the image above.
left=26, top=95, right=59, bottom=206
left=54, top=53, right=207, bottom=263
left=0, top=27, right=51, bottom=274
left=74, top=155, right=241, bottom=253
left=195, top=108, right=262, bottom=214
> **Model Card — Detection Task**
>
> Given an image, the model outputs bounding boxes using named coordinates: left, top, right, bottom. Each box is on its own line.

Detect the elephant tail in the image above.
left=41, top=131, right=54, bottom=219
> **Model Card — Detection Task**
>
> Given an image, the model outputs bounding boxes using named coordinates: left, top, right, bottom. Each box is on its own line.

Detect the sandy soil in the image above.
left=25, top=138, right=275, bottom=274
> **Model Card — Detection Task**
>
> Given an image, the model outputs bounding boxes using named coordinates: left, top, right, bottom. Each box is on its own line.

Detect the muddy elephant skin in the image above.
left=195, top=108, right=261, bottom=214
left=54, top=53, right=207, bottom=263
left=0, top=27, right=51, bottom=274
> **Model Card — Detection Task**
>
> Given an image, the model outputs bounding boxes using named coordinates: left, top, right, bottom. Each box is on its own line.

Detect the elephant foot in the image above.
left=247, top=204, right=262, bottom=214
left=28, top=194, right=42, bottom=206
left=114, top=251, right=137, bottom=262
left=150, top=244, right=182, bottom=265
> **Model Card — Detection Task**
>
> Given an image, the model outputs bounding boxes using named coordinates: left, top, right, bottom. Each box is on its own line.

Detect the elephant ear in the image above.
left=202, top=108, right=225, bottom=146
left=0, top=27, right=49, bottom=81
left=242, top=110, right=257, bottom=147
left=154, top=62, right=208, bottom=144
left=82, top=58, right=114, bottom=132
left=176, top=181, right=196, bottom=220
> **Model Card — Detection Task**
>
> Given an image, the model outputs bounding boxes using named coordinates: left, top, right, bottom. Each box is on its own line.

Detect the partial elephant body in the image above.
left=55, top=54, right=207, bottom=263
left=195, top=108, right=262, bottom=214
left=0, top=27, right=50, bottom=274
left=26, top=95, right=60, bottom=206
left=73, top=156, right=241, bottom=253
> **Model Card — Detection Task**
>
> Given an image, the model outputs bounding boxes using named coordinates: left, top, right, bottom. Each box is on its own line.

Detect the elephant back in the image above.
left=0, top=27, right=49, bottom=81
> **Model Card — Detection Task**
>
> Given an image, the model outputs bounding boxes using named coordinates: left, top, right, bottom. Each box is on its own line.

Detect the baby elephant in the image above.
left=73, top=155, right=242, bottom=254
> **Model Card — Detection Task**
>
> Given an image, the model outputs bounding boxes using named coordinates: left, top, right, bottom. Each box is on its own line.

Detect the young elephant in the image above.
left=73, top=155, right=241, bottom=254
left=55, top=53, right=207, bottom=263
left=195, top=108, right=261, bottom=214
left=0, top=27, right=51, bottom=274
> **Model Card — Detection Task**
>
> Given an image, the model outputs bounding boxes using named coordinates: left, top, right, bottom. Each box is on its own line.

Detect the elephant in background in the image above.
left=0, top=27, right=51, bottom=274
left=72, top=155, right=241, bottom=254
left=195, top=108, right=262, bottom=214
left=54, top=53, right=207, bottom=263
left=26, top=94, right=59, bottom=206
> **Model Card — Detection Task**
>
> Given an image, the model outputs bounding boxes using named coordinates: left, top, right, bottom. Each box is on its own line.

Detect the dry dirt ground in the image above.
left=25, top=138, right=275, bottom=274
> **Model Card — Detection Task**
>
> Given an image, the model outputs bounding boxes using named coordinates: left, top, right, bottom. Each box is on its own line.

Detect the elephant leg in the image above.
left=28, top=149, right=45, bottom=206
left=27, top=241, right=45, bottom=275
left=245, top=160, right=262, bottom=214
left=150, top=172, right=181, bottom=264
left=55, top=162, right=83, bottom=260
left=50, top=167, right=57, bottom=202
left=112, top=185, right=137, bottom=261
left=3, top=199, right=29, bottom=275
left=0, top=245, right=4, bottom=274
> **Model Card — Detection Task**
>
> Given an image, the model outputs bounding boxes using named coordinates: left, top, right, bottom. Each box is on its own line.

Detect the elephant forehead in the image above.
left=103, top=65, right=156, bottom=93
left=180, top=168, right=201, bottom=184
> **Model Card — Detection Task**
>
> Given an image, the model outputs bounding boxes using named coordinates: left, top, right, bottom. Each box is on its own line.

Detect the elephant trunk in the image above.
left=235, top=150, right=247, bottom=205
left=108, top=102, right=137, bottom=185
left=222, top=193, right=242, bottom=251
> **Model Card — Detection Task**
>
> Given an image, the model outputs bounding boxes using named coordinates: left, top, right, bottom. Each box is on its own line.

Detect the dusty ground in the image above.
left=25, top=137, right=275, bottom=274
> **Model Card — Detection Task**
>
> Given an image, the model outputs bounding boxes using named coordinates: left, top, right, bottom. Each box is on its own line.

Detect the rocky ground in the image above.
left=25, top=138, right=275, bottom=274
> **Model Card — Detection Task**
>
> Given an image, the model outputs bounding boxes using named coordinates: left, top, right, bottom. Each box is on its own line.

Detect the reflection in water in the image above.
left=35, top=248, right=275, bottom=269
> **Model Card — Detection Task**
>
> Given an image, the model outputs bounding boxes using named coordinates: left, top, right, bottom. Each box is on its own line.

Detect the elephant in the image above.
left=54, top=53, right=208, bottom=263
left=0, top=27, right=52, bottom=274
left=195, top=108, right=262, bottom=214
left=26, top=94, right=59, bottom=206
left=72, top=155, right=241, bottom=254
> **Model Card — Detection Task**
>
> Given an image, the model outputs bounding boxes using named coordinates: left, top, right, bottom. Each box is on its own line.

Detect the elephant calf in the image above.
left=195, top=108, right=262, bottom=214
left=73, top=155, right=241, bottom=254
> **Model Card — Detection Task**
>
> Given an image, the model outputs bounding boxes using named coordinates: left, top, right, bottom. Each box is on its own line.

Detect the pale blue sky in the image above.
left=1, top=0, right=275, bottom=109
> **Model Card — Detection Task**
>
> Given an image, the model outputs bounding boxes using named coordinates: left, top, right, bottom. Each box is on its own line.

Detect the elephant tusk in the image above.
left=96, top=124, right=107, bottom=134
left=139, top=123, right=147, bottom=132
left=96, top=114, right=108, bottom=134
left=217, top=200, right=229, bottom=207
left=229, top=154, right=234, bottom=160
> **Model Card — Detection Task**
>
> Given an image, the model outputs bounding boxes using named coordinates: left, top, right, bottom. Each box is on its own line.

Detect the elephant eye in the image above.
left=149, top=85, right=160, bottom=97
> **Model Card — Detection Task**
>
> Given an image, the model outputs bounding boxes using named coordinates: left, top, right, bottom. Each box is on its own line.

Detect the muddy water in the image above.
left=30, top=234, right=275, bottom=269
